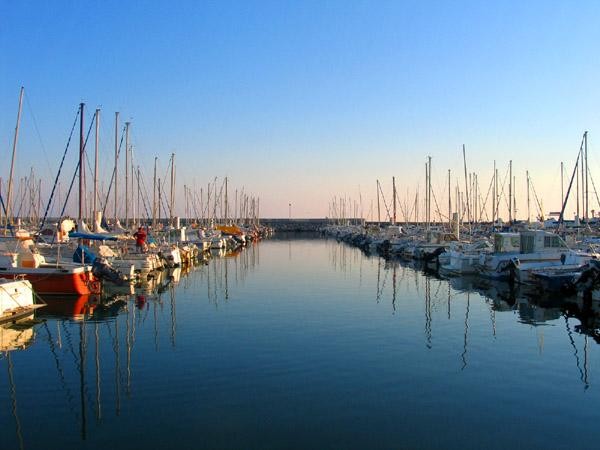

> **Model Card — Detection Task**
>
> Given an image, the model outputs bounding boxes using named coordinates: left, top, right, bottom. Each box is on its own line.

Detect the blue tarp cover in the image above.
left=73, top=245, right=97, bottom=264
left=69, top=232, right=118, bottom=241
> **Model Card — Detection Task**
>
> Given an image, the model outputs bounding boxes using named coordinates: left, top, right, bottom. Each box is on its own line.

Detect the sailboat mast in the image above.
left=136, top=167, right=140, bottom=227
left=462, top=145, right=470, bottom=227
left=235, top=189, right=238, bottom=225
left=585, top=131, right=589, bottom=222
left=473, top=173, right=478, bottom=224
left=158, top=178, right=162, bottom=224
left=152, top=157, right=157, bottom=229
left=78, top=103, right=85, bottom=222
left=508, top=160, right=513, bottom=224
left=577, top=149, right=580, bottom=220
left=6, top=86, right=24, bottom=229
left=376, top=180, right=381, bottom=226
left=561, top=161, right=564, bottom=213
left=170, top=153, right=175, bottom=227
left=513, top=175, right=516, bottom=222
left=425, top=163, right=428, bottom=229
left=392, top=176, right=397, bottom=225
left=124, top=121, right=130, bottom=228
left=448, top=169, right=451, bottom=231
left=526, top=170, right=530, bottom=224
left=93, top=109, right=100, bottom=226
left=428, top=156, right=432, bottom=230
left=493, top=160, right=500, bottom=224
left=131, top=147, right=135, bottom=226
left=114, top=112, right=119, bottom=223
left=224, top=177, right=228, bottom=224
left=183, top=185, right=187, bottom=226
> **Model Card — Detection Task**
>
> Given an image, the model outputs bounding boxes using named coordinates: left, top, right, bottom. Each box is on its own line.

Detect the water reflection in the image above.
left=0, top=252, right=261, bottom=448
left=2, top=316, right=38, bottom=450
left=1, top=316, right=37, bottom=352
left=3, top=238, right=600, bottom=449
left=368, top=254, right=600, bottom=339
left=360, top=251, right=600, bottom=385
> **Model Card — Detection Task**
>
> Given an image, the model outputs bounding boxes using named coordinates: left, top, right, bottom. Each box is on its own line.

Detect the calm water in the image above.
left=2, top=234, right=600, bottom=449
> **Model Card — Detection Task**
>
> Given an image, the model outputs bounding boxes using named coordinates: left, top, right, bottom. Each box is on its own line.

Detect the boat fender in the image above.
left=560, top=253, right=566, bottom=265
left=89, top=280, right=101, bottom=293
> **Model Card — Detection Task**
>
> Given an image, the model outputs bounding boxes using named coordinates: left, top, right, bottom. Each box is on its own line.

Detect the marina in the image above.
left=4, top=1, right=600, bottom=448
left=1, top=235, right=600, bottom=449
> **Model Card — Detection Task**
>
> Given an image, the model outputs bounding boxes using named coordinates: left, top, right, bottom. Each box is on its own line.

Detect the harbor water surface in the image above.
left=2, top=234, right=600, bottom=449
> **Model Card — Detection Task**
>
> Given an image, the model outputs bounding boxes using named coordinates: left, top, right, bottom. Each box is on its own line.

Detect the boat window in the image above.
left=521, top=234, right=535, bottom=253
left=544, top=235, right=565, bottom=248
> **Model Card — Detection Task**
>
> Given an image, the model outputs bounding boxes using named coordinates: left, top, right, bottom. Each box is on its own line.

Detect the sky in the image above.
left=1, top=0, right=600, bottom=219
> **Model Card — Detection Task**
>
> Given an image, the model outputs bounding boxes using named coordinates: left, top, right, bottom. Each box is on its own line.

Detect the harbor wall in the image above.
left=259, top=219, right=331, bottom=232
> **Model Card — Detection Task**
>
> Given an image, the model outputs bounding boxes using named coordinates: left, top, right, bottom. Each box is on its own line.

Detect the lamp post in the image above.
left=289, top=203, right=291, bottom=220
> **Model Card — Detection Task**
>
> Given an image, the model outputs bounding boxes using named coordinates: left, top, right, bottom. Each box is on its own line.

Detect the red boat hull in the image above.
left=0, top=269, right=100, bottom=295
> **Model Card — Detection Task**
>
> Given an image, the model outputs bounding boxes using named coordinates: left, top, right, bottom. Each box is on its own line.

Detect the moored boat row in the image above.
left=323, top=223, right=600, bottom=298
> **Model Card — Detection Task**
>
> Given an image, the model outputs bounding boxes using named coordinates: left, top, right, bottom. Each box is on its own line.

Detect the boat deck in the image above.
left=0, top=304, right=45, bottom=325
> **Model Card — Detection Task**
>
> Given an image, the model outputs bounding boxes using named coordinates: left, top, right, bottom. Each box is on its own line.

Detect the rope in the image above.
left=587, top=164, right=600, bottom=213
left=38, top=106, right=80, bottom=233
left=100, top=125, right=125, bottom=218
left=528, top=175, right=544, bottom=219
left=377, top=182, right=392, bottom=222
left=558, top=135, right=585, bottom=229
left=479, top=174, right=494, bottom=221
left=24, top=90, right=54, bottom=181
left=59, top=113, right=96, bottom=219
left=137, top=170, right=152, bottom=220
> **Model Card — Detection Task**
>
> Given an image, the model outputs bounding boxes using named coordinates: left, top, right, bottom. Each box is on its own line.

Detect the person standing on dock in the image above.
left=134, top=226, right=147, bottom=253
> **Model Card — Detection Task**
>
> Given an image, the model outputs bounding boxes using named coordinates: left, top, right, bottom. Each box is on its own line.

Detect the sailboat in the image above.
left=0, top=102, right=100, bottom=295
left=0, top=277, right=44, bottom=324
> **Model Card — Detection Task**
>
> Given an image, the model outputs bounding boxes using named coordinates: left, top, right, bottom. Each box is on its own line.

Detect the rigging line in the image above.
left=136, top=169, right=152, bottom=219
left=158, top=180, right=170, bottom=219
left=24, top=90, right=54, bottom=180
left=14, top=179, right=27, bottom=219
left=558, top=135, right=585, bottom=229
left=38, top=106, right=80, bottom=233
left=141, top=172, right=154, bottom=219
left=498, top=164, right=510, bottom=212
left=191, top=190, right=201, bottom=221
left=528, top=175, right=544, bottom=218
left=58, top=111, right=96, bottom=219
left=405, top=189, right=416, bottom=223
left=161, top=156, right=173, bottom=192
left=397, top=191, right=409, bottom=222
left=430, top=185, right=446, bottom=222
left=478, top=173, right=494, bottom=221
left=587, top=164, right=600, bottom=212
left=100, top=125, right=126, bottom=217
left=156, top=165, right=174, bottom=216
left=377, top=182, right=392, bottom=222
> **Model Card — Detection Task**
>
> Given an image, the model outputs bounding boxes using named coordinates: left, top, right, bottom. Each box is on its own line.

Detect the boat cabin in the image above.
left=519, top=230, right=568, bottom=254
left=493, top=233, right=520, bottom=253
left=424, top=231, right=457, bottom=244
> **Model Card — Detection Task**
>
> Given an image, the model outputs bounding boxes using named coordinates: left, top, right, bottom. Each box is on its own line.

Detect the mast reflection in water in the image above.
left=2, top=236, right=600, bottom=449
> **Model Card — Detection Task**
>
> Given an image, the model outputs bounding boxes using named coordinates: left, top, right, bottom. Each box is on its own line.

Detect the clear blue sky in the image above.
left=2, top=0, right=600, bottom=219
